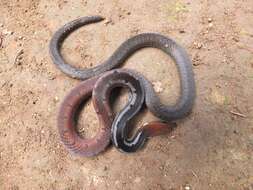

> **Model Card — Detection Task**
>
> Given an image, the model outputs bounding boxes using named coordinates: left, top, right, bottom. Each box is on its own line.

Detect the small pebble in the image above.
left=152, top=81, right=163, bottom=93
left=208, top=23, right=213, bottom=28
left=232, top=36, right=239, bottom=42
left=0, top=23, right=3, bottom=27
left=194, top=42, right=203, bottom=49
left=119, top=14, right=124, bottom=18
left=104, top=19, right=112, bottom=25
left=179, top=29, right=185, bottom=33
left=197, top=43, right=202, bottom=49
left=184, top=185, right=191, bottom=190
left=54, top=96, right=59, bottom=102
left=208, top=18, right=213, bottom=23
left=203, top=30, right=209, bottom=34
left=2, top=29, right=12, bottom=35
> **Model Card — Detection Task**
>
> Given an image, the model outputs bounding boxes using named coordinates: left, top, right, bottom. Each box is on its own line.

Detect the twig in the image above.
left=237, top=44, right=253, bottom=53
left=13, top=49, right=24, bottom=65
left=192, top=171, right=199, bottom=180
left=230, top=111, right=247, bottom=118
left=0, top=34, right=2, bottom=48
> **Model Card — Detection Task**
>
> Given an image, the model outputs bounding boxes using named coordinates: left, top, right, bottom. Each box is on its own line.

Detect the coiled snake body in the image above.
left=50, top=16, right=195, bottom=154
left=58, top=69, right=175, bottom=156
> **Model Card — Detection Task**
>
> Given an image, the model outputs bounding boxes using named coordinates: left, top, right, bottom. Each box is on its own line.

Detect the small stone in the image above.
left=208, top=18, right=213, bottom=23
left=0, top=23, right=3, bottom=27
left=194, top=42, right=203, bottom=49
left=18, top=36, right=23, bottom=40
left=19, top=49, right=24, bottom=54
left=184, top=185, right=191, bottom=190
left=48, top=74, right=56, bottom=80
left=17, top=61, right=22, bottom=65
left=131, top=28, right=139, bottom=34
left=193, top=62, right=201, bottom=66
left=232, top=36, right=239, bottom=42
left=179, top=29, right=185, bottom=33
left=208, top=23, right=213, bottom=28
left=3, top=29, right=14, bottom=35
left=152, top=81, right=163, bottom=93
left=54, top=96, right=59, bottom=102
left=104, top=19, right=112, bottom=25
left=2, top=29, right=9, bottom=35
left=197, top=43, right=202, bottom=49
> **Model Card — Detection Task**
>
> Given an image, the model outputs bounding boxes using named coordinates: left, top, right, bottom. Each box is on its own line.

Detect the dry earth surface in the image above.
left=0, top=0, right=253, bottom=189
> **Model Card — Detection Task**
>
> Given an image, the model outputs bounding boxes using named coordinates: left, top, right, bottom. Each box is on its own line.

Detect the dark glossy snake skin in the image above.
left=49, top=15, right=196, bottom=122
left=93, top=69, right=176, bottom=153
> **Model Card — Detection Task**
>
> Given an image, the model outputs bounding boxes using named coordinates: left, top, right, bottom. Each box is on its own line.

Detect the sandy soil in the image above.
left=0, top=0, right=253, bottom=189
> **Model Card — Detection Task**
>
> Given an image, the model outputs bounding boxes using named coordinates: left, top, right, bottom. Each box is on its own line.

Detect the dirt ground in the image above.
left=0, top=0, right=253, bottom=189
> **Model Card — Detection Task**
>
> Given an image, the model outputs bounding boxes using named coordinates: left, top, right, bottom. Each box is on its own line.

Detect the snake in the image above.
left=49, top=15, right=196, bottom=122
left=50, top=16, right=196, bottom=154
left=58, top=69, right=175, bottom=156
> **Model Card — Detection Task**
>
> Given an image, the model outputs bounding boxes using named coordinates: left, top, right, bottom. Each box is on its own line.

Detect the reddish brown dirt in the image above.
left=0, top=0, right=253, bottom=189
